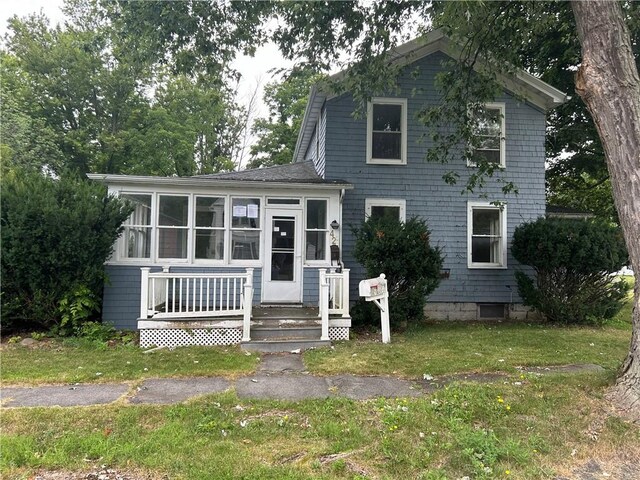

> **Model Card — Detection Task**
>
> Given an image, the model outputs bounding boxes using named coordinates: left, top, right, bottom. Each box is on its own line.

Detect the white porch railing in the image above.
left=319, top=268, right=350, bottom=341
left=140, top=268, right=254, bottom=340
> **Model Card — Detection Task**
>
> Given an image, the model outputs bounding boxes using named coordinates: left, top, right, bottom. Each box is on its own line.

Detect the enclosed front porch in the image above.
left=137, top=267, right=351, bottom=350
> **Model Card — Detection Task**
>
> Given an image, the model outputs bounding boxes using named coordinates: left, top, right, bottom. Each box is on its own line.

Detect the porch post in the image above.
left=341, top=269, right=350, bottom=318
left=242, top=268, right=254, bottom=342
left=140, top=267, right=150, bottom=319
left=319, top=268, right=330, bottom=341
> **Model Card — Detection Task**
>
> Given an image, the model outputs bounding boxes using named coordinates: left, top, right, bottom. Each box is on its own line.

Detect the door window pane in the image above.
left=271, top=217, right=295, bottom=281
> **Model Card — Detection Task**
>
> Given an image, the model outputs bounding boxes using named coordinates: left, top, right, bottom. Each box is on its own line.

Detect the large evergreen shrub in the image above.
left=1, top=170, right=132, bottom=332
left=353, top=216, right=443, bottom=326
left=511, top=217, right=629, bottom=325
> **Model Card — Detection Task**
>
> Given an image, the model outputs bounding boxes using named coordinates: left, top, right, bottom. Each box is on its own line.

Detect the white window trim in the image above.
left=229, top=196, right=263, bottom=266
left=304, top=197, right=330, bottom=265
left=467, top=102, right=506, bottom=168
left=156, top=193, right=191, bottom=263
left=193, top=195, right=227, bottom=265
left=366, top=97, right=408, bottom=165
left=365, top=198, right=407, bottom=222
left=117, top=192, right=155, bottom=263
left=467, top=201, right=507, bottom=269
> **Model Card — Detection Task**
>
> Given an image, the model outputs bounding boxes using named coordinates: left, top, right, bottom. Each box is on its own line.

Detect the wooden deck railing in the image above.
left=140, top=268, right=254, bottom=340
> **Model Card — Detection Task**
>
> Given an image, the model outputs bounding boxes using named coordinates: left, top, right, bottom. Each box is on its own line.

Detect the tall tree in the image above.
left=571, top=0, right=640, bottom=418
left=1, top=1, right=246, bottom=176
left=248, top=68, right=322, bottom=168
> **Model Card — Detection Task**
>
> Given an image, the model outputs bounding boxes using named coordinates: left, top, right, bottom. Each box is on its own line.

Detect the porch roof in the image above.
left=88, top=162, right=353, bottom=191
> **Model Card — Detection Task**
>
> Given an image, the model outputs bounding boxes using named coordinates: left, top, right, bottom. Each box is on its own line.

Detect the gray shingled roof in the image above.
left=197, top=161, right=349, bottom=185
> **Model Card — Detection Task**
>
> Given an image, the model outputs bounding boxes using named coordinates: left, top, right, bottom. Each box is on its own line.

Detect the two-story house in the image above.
left=89, top=30, right=565, bottom=350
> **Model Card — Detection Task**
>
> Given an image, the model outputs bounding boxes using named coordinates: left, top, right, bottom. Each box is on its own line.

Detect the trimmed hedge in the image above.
left=353, top=216, right=443, bottom=326
left=512, top=217, right=629, bottom=324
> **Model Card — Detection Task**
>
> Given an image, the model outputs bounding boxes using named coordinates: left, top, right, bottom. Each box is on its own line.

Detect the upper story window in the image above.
left=367, top=98, right=407, bottom=165
left=469, top=103, right=505, bottom=168
left=365, top=198, right=406, bottom=222
left=467, top=201, right=507, bottom=269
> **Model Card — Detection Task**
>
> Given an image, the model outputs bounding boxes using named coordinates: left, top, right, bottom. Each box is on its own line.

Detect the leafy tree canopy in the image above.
left=1, top=0, right=248, bottom=176
left=248, top=67, right=323, bottom=168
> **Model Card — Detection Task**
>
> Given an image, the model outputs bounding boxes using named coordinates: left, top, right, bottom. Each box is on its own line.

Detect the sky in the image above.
left=0, top=0, right=291, bottom=163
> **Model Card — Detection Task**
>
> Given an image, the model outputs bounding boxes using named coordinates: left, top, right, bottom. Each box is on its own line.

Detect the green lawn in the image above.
left=3, top=373, right=639, bottom=479
left=2, top=286, right=637, bottom=479
left=304, top=321, right=631, bottom=378
left=1, top=342, right=258, bottom=385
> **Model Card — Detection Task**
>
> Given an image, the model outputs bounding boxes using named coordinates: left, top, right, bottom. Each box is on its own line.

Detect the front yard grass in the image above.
left=3, top=372, right=639, bottom=479
left=1, top=342, right=258, bottom=385
left=304, top=321, right=631, bottom=378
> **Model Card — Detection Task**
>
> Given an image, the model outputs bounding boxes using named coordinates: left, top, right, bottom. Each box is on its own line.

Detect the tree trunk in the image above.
left=571, top=0, right=640, bottom=421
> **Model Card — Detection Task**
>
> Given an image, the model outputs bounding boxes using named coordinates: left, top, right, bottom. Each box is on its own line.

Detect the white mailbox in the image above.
left=359, top=274, right=391, bottom=343
left=359, top=277, right=387, bottom=299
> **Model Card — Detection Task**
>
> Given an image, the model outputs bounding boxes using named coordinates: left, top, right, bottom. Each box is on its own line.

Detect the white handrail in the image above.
left=319, top=268, right=350, bottom=340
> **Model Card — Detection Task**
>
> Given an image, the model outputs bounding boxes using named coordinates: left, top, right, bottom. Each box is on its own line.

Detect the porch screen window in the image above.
left=121, top=194, right=152, bottom=258
left=470, top=104, right=505, bottom=167
left=468, top=203, right=506, bottom=268
left=305, top=199, right=327, bottom=261
left=367, top=98, right=407, bottom=164
left=231, top=198, right=261, bottom=260
left=194, top=197, right=225, bottom=260
left=158, top=195, right=189, bottom=259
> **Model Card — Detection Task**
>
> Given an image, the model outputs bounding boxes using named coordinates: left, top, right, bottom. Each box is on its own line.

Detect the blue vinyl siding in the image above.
left=324, top=51, right=546, bottom=303
left=103, top=265, right=262, bottom=330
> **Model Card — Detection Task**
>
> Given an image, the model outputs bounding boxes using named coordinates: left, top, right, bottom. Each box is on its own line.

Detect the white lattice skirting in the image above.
left=140, top=328, right=243, bottom=348
left=329, top=326, right=350, bottom=341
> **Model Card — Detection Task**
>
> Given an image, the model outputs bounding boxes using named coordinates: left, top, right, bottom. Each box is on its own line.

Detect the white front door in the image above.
left=262, top=208, right=303, bottom=303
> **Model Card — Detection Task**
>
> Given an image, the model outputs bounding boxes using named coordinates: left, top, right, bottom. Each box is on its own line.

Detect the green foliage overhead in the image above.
left=1, top=4, right=245, bottom=176
left=1, top=170, right=133, bottom=332
left=248, top=68, right=322, bottom=168
left=353, top=216, right=443, bottom=326
left=511, top=217, right=629, bottom=325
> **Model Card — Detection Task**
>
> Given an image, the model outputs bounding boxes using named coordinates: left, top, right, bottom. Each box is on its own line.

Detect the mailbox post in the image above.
left=358, top=274, right=390, bottom=343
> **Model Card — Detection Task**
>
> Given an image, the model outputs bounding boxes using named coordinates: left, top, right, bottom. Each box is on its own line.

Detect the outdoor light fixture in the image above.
left=330, top=220, right=340, bottom=229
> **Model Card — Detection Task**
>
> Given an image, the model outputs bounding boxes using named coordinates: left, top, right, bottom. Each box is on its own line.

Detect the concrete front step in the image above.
left=251, top=326, right=322, bottom=340
left=241, top=339, right=331, bottom=353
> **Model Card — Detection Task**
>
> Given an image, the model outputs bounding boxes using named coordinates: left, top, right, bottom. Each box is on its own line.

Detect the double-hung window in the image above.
left=367, top=98, right=407, bottom=165
left=231, top=198, right=261, bottom=260
left=468, top=202, right=507, bottom=268
left=194, top=196, right=225, bottom=261
left=120, top=194, right=152, bottom=259
left=469, top=103, right=505, bottom=167
left=365, top=198, right=406, bottom=222
left=305, top=199, right=328, bottom=262
left=157, top=195, right=189, bottom=260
